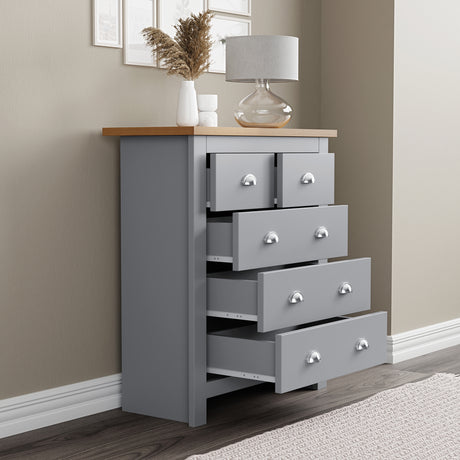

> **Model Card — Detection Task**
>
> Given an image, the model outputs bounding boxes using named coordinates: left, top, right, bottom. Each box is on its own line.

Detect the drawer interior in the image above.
left=211, top=316, right=346, bottom=342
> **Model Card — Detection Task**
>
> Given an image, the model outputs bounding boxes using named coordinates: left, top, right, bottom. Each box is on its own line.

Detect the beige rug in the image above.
left=188, top=373, right=460, bottom=460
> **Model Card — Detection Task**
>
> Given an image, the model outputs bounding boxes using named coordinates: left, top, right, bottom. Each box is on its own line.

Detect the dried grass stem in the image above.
left=143, top=10, right=213, bottom=80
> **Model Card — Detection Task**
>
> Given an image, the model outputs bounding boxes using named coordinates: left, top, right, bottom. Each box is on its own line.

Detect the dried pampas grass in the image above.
left=143, top=10, right=213, bottom=81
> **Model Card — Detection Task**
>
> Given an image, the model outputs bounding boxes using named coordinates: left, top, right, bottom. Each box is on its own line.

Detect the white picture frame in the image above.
left=208, top=0, right=251, bottom=16
left=157, top=0, right=205, bottom=67
left=157, top=0, right=205, bottom=39
left=124, top=0, right=156, bottom=66
left=208, top=15, right=251, bottom=74
left=93, top=0, right=123, bottom=48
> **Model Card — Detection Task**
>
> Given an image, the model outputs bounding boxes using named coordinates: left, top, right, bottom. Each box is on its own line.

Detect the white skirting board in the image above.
left=387, top=317, right=460, bottom=364
left=0, top=374, right=121, bottom=439
left=2, top=318, right=459, bottom=439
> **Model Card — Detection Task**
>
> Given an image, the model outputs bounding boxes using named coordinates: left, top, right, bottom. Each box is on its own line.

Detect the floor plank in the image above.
left=0, top=345, right=458, bottom=460
left=393, top=344, right=460, bottom=374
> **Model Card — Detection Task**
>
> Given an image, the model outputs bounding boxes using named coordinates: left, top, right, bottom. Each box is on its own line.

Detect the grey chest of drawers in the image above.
left=104, top=126, right=387, bottom=427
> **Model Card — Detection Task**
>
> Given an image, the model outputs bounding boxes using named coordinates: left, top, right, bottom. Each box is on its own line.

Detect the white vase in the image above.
left=176, top=80, right=199, bottom=127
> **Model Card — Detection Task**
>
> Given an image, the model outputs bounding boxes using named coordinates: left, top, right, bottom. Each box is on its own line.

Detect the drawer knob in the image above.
left=355, top=338, right=369, bottom=351
left=263, top=231, right=279, bottom=244
left=288, top=291, right=304, bottom=304
left=314, top=226, right=329, bottom=239
left=338, top=282, right=353, bottom=295
left=241, top=173, right=257, bottom=186
left=300, top=172, right=315, bottom=184
left=305, top=350, right=321, bottom=365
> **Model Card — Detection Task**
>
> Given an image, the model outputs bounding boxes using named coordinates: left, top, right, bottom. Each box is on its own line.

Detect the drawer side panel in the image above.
left=208, top=335, right=275, bottom=379
left=207, top=221, right=232, bottom=260
left=208, top=277, right=258, bottom=317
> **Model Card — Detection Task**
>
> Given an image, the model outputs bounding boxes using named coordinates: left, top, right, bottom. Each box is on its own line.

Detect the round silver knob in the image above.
left=355, top=338, right=369, bottom=351
left=241, top=173, right=257, bottom=186
left=263, top=231, right=279, bottom=244
left=314, top=226, right=329, bottom=239
left=300, top=172, right=315, bottom=184
left=338, top=282, right=353, bottom=295
left=288, top=291, right=304, bottom=304
left=305, top=350, right=321, bottom=365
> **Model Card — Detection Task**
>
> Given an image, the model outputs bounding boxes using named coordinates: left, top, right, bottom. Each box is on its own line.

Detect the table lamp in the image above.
left=225, top=35, right=299, bottom=128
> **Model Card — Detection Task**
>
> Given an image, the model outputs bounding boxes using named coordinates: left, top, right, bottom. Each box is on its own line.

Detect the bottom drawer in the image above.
left=208, top=312, right=386, bottom=393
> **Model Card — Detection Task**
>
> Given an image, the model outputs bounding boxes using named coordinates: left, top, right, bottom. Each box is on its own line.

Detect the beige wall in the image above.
left=392, top=0, right=460, bottom=333
left=0, top=0, right=312, bottom=399
left=320, top=0, right=395, bottom=331
left=300, top=0, right=321, bottom=128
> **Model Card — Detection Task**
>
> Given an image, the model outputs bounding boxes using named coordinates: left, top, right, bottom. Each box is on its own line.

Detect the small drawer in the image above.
left=208, top=258, right=370, bottom=332
left=209, top=153, right=275, bottom=211
left=207, top=206, right=348, bottom=271
left=277, top=153, right=334, bottom=207
left=208, top=312, right=387, bottom=393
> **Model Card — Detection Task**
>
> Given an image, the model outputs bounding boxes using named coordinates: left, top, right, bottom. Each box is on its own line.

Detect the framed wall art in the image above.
left=157, top=0, right=205, bottom=67
left=124, top=0, right=156, bottom=66
left=209, top=15, right=251, bottom=73
left=208, top=0, right=251, bottom=16
left=157, top=0, right=205, bottom=39
left=93, top=0, right=123, bottom=48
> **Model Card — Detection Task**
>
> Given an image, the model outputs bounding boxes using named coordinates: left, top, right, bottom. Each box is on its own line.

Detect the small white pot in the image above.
left=197, top=94, right=218, bottom=112
left=176, top=80, right=199, bottom=127
left=199, top=111, right=218, bottom=127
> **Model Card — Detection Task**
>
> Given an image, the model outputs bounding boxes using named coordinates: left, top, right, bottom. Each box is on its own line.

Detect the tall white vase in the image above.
left=176, top=80, right=199, bottom=127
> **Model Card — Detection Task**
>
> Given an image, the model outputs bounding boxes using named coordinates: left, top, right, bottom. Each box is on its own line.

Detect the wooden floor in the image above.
left=1, top=345, right=459, bottom=460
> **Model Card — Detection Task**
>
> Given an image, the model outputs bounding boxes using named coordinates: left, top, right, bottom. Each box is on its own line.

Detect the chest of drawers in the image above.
left=107, top=126, right=387, bottom=427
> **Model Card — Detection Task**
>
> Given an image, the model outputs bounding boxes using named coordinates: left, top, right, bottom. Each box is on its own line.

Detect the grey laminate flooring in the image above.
left=1, top=345, right=459, bottom=460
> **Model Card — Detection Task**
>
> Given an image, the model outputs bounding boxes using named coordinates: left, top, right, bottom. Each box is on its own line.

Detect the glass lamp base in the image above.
left=234, top=79, right=293, bottom=128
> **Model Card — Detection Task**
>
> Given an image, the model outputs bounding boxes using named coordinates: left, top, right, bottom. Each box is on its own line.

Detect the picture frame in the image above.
left=157, top=0, right=205, bottom=67
left=93, top=0, right=123, bottom=48
left=208, top=0, right=251, bottom=17
left=208, top=15, right=251, bottom=74
left=124, top=0, right=156, bottom=66
left=157, top=0, right=205, bottom=39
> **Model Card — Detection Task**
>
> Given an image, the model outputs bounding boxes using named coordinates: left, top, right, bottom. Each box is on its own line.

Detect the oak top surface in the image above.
left=102, top=126, right=337, bottom=138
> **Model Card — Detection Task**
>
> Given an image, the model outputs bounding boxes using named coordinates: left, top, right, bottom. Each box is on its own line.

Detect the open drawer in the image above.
left=207, top=206, right=348, bottom=271
left=207, top=258, right=371, bottom=332
left=208, top=153, right=275, bottom=211
left=207, top=312, right=387, bottom=393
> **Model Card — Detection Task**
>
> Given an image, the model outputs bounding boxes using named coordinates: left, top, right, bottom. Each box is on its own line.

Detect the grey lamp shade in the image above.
left=225, top=35, right=299, bottom=83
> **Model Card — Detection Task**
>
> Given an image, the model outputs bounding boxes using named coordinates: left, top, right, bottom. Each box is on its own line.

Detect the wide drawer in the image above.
left=208, top=258, right=370, bottom=332
left=207, top=206, right=348, bottom=271
left=208, top=312, right=387, bottom=393
left=277, top=153, right=334, bottom=208
left=209, top=153, right=275, bottom=211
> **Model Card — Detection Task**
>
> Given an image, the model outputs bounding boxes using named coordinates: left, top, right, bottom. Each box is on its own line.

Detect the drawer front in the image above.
left=206, top=136, right=320, bottom=153
left=259, top=258, right=370, bottom=331
left=276, top=312, right=386, bottom=393
left=234, top=206, right=348, bottom=270
left=209, top=153, right=274, bottom=211
left=277, top=153, right=334, bottom=207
